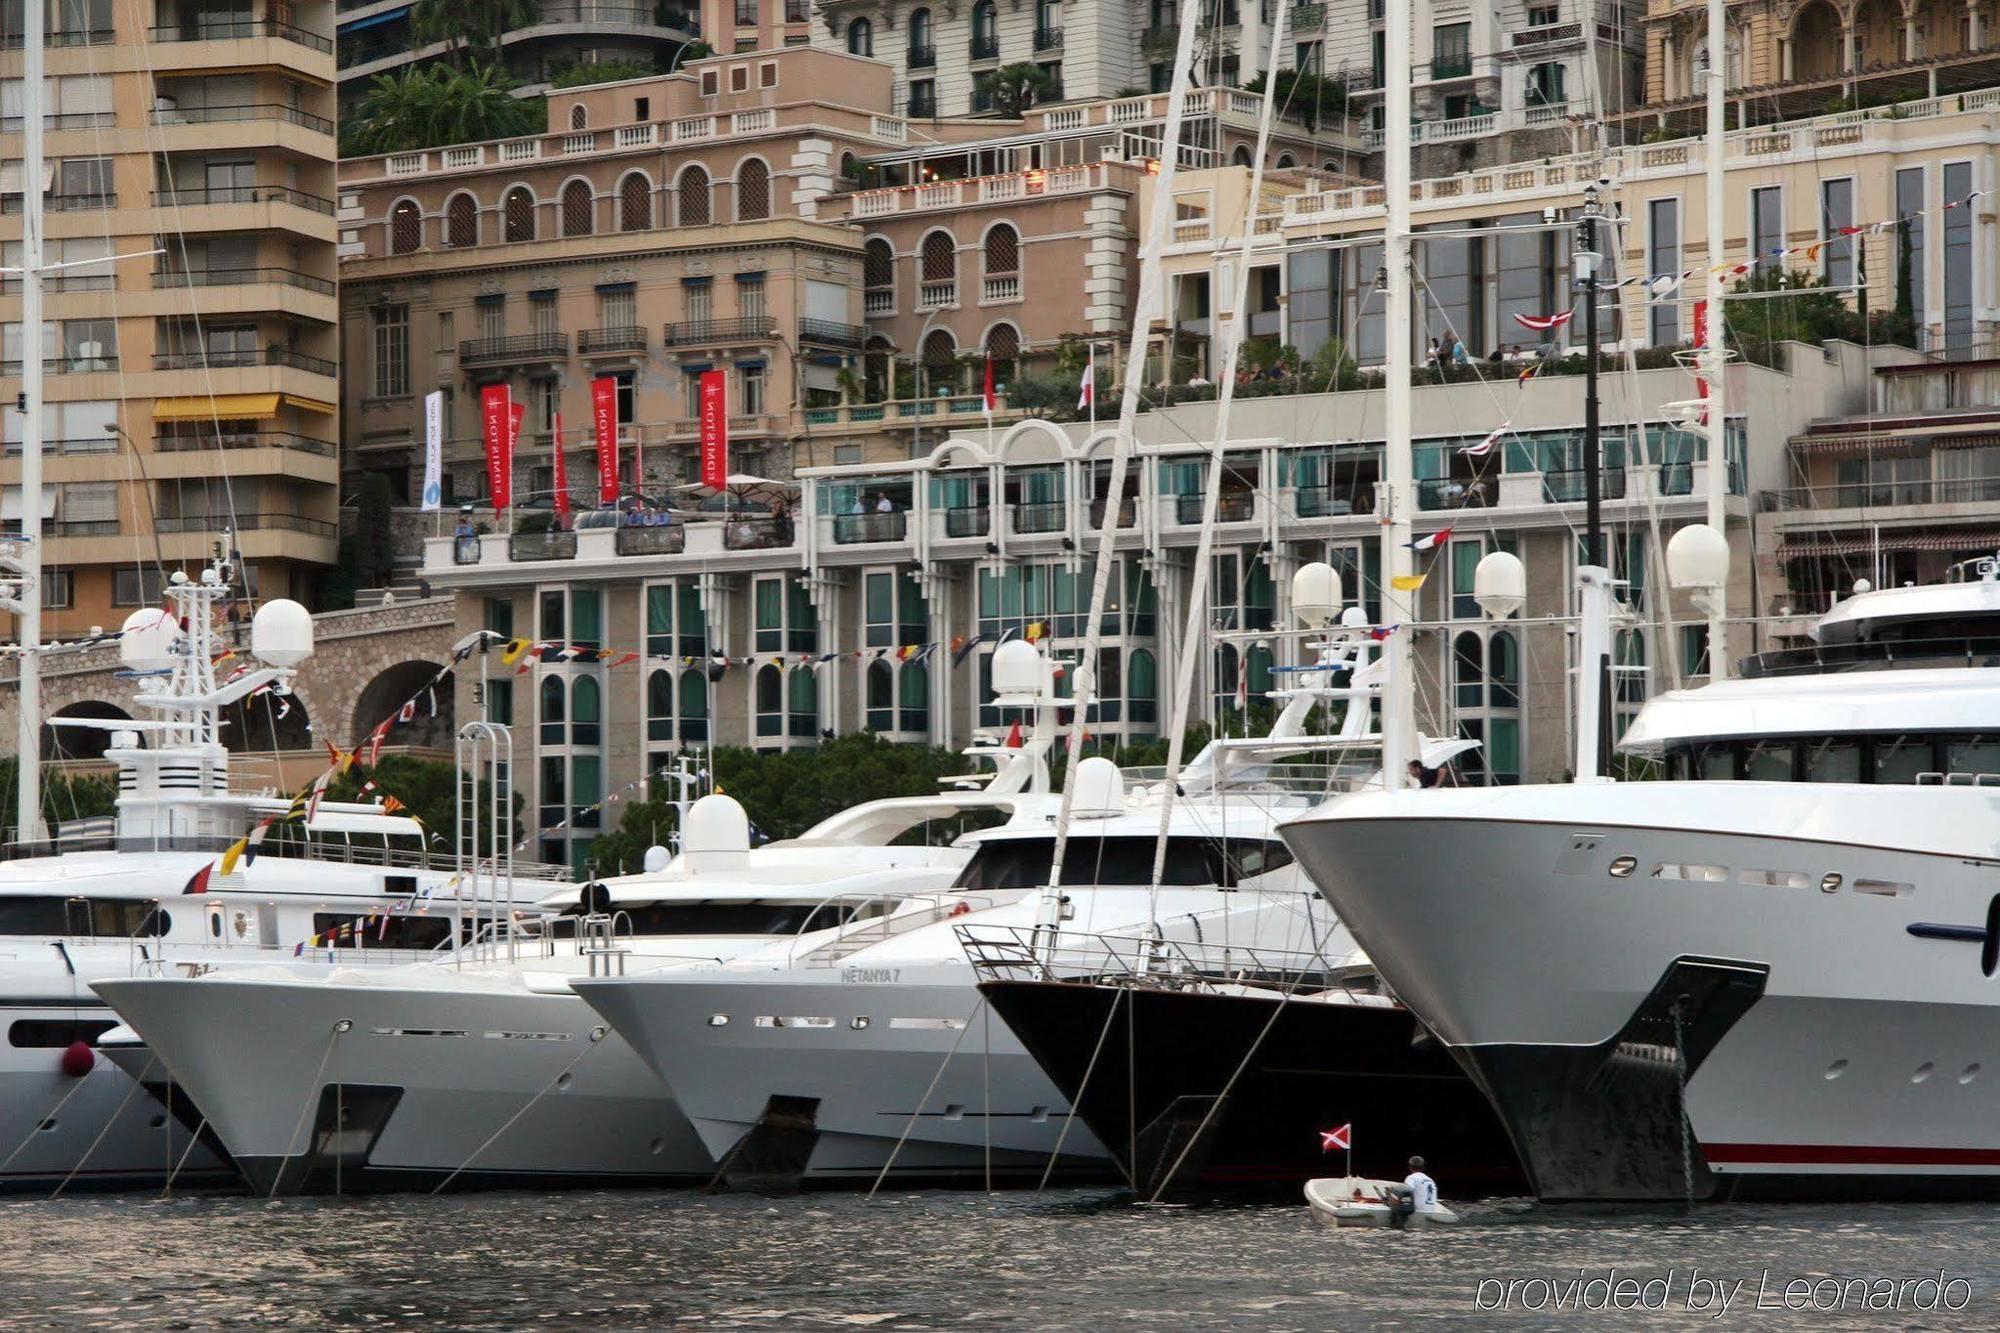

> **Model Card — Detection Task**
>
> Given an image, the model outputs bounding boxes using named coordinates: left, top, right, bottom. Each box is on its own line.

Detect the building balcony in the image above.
left=150, top=17, right=333, bottom=53
left=578, top=326, right=650, bottom=356
left=1012, top=501, right=1066, bottom=534
left=154, top=266, right=334, bottom=297
left=1291, top=2, right=1325, bottom=29
left=908, top=90, right=937, bottom=117
left=156, top=512, right=337, bottom=538
left=1294, top=484, right=1365, bottom=517
left=0, top=25, right=111, bottom=48
left=1175, top=492, right=1257, bottom=523
left=864, top=289, right=893, bottom=317
left=459, top=333, right=570, bottom=368
left=908, top=43, right=935, bottom=69
left=943, top=505, right=990, bottom=538
left=1510, top=20, right=1583, bottom=49
left=663, top=318, right=776, bottom=348
left=1034, top=25, right=1063, bottom=50
left=1089, top=496, right=1137, bottom=528
left=833, top=511, right=907, bottom=544
left=149, top=184, right=335, bottom=216
left=1, top=192, right=115, bottom=214
left=1429, top=55, right=1472, bottom=80
left=0, top=355, right=119, bottom=375
left=153, top=429, right=334, bottom=458
left=724, top=515, right=795, bottom=550
left=149, top=104, right=337, bottom=136
left=1541, top=468, right=1629, bottom=504
left=151, top=346, right=335, bottom=377
left=799, top=318, right=866, bottom=350
left=918, top=280, right=956, bottom=310
left=510, top=529, right=579, bottom=561
left=970, top=34, right=999, bottom=60
left=615, top=523, right=687, bottom=555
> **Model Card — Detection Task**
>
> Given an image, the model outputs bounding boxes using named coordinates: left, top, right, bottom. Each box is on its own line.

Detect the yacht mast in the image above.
left=1379, top=0, right=1415, bottom=781
left=1701, top=0, right=1730, bottom=678
left=14, top=0, right=45, bottom=847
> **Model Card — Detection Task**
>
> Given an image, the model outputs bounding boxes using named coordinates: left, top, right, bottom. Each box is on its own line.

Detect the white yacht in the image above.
left=0, top=558, right=533, bottom=1190
left=1283, top=555, right=2000, bottom=1201
left=92, top=668, right=1065, bottom=1193
left=573, top=633, right=1454, bottom=1188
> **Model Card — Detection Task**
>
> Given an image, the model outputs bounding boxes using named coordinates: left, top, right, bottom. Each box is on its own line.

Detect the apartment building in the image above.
left=335, top=1, right=704, bottom=109
left=0, top=0, right=341, bottom=640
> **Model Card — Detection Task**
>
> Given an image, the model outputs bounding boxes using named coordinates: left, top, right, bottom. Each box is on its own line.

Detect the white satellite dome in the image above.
left=1667, top=523, right=1730, bottom=590
left=1472, top=551, right=1526, bottom=620
left=1291, top=562, right=1342, bottom=627
left=682, top=794, right=752, bottom=872
left=990, top=638, right=1046, bottom=703
left=251, top=599, right=314, bottom=667
left=119, top=608, right=178, bottom=673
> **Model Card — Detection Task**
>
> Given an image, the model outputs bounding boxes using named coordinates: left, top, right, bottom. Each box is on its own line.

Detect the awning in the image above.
left=284, top=394, right=335, bottom=416
left=1779, top=528, right=2000, bottom=558
left=338, top=4, right=410, bottom=33
left=153, top=393, right=280, bottom=422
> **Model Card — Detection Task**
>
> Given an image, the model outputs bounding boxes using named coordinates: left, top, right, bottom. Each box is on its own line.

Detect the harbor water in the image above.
left=1, top=1190, right=1991, bottom=1328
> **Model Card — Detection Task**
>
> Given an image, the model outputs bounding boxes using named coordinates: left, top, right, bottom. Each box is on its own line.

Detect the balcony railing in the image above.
left=0, top=113, right=115, bottom=131
left=154, top=429, right=334, bottom=456
left=908, top=43, right=935, bottom=68
left=1542, top=468, right=1629, bottom=504
left=157, top=513, right=337, bottom=537
left=918, top=280, right=956, bottom=309
left=1012, top=501, right=1066, bottom=534
left=724, top=516, right=794, bottom=549
left=1416, top=477, right=1495, bottom=510
left=535, top=0, right=700, bottom=33
left=799, top=318, right=866, bottom=349
left=53, top=519, right=120, bottom=536
left=453, top=535, right=484, bottom=565
left=578, top=326, right=649, bottom=355
left=150, top=17, right=334, bottom=53
left=1, top=355, right=119, bottom=375
left=150, top=103, right=336, bottom=135
left=663, top=318, right=775, bottom=347
left=1034, top=25, right=1063, bottom=50
left=615, top=523, right=687, bottom=555
left=1430, top=55, right=1472, bottom=79
left=1089, top=496, right=1137, bottom=528
left=459, top=333, right=569, bottom=365
left=908, top=90, right=937, bottom=117
left=1176, top=492, right=1256, bottom=523
left=510, top=529, right=579, bottom=561
left=0, top=26, right=112, bottom=48
left=864, top=289, right=894, bottom=317
left=944, top=505, right=990, bottom=538
left=1294, top=484, right=1362, bottom=517
left=2, top=436, right=119, bottom=457
left=970, top=34, right=999, bottom=59
left=1765, top=476, right=2000, bottom=511
left=1511, top=20, right=1582, bottom=47
left=154, top=266, right=335, bottom=296
left=150, top=183, right=336, bottom=215
left=834, top=511, right=907, bottom=544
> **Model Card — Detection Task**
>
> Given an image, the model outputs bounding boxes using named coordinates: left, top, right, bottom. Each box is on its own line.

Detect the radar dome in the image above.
left=682, top=794, right=751, bottom=872
left=251, top=599, right=314, bottom=667
left=1667, top=523, right=1730, bottom=590
left=990, top=638, right=1046, bottom=702
left=119, top=608, right=178, bottom=672
left=1472, top=551, right=1526, bottom=620
left=642, top=845, right=671, bottom=873
left=1291, top=562, right=1342, bottom=627
left=1068, top=756, right=1125, bottom=818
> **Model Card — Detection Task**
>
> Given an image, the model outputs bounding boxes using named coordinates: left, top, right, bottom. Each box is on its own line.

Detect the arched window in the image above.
left=909, top=6, right=932, bottom=54
left=678, top=671, right=709, bottom=741
left=847, top=16, right=873, bottom=55
left=982, top=222, right=1019, bottom=303
left=539, top=676, right=565, bottom=746
left=619, top=173, right=652, bottom=231
left=920, top=328, right=956, bottom=393
left=647, top=669, right=673, bottom=741
left=1490, top=630, right=1519, bottom=707
left=445, top=193, right=477, bottom=248
left=1128, top=648, right=1157, bottom=725
left=787, top=667, right=818, bottom=737
left=1232, top=145, right=1253, bottom=166
left=736, top=158, right=770, bottom=222
left=755, top=664, right=783, bottom=737
left=570, top=103, right=588, bottom=130
left=677, top=165, right=710, bottom=227
left=572, top=674, right=601, bottom=746
left=1275, top=153, right=1296, bottom=169
left=504, top=186, right=535, bottom=242
left=389, top=198, right=421, bottom=254
left=1453, top=631, right=1484, bottom=708
left=561, top=179, right=594, bottom=237
left=866, top=660, right=893, bottom=731
left=970, top=0, right=997, bottom=54
left=863, top=334, right=895, bottom=402
left=840, top=151, right=859, bottom=184
left=921, top=229, right=956, bottom=283
left=984, top=323, right=1019, bottom=394
left=898, top=660, right=928, bottom=733
left=864, top=237, right=895, bottom=315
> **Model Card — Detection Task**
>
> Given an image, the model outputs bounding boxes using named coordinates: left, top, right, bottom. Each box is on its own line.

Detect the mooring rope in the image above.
left=49, top=1055, right=155, bottom=1200
left=1036, top=984, right=1131, bottom=1195
left=429, top=1025, right=606, bottom=1196
left=867, top=997, right=984, bottom=1201
left=269, top=1024, right=345, bottom=1200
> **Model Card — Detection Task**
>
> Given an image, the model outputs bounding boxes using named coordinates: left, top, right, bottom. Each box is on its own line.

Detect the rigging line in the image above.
left=48, top=1053, right=155, bottom=1200
left=268, top=1024, right=342, bottom=1199
left=866, top=994, right=986, bottom=1201
left=0, top=1053, right=99, bottom=1175
left=431, top=1025, right=606, bottom=1195
left=1035, top=981, right=1129, bottom=1195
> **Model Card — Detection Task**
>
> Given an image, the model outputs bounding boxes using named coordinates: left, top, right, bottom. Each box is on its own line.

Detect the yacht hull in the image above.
left=576, top=972, right=1116, bottom=1186
left=1282, top=783, right=2000, bottom=1202
left=976, top=979, right=1526, bottom=1195
left=92, top=976, right=713, bottom=1194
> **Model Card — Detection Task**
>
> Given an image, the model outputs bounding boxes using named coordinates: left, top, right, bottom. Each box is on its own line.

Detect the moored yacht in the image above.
left=1284, top=549, right=2000, bottom=1201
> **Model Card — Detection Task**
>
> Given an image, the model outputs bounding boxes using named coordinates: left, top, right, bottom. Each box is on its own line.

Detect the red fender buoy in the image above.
left=59, top=1040, right=95, bottom=1078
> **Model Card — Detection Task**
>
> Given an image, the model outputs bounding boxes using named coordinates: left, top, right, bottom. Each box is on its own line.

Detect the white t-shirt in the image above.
left=1404, top=1171, right=1439, bottom=1211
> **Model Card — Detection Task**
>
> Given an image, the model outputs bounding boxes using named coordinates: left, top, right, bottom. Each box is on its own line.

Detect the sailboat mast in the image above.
left=1702, top=0, right=1730, bottom=679
left=1380, top=0, right=1415, bottom=782
left=15, top=0, right=45, bottom=848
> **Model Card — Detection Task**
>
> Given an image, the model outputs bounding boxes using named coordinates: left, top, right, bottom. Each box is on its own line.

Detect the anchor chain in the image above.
left=1671, top=998, right=1693, bottom=1208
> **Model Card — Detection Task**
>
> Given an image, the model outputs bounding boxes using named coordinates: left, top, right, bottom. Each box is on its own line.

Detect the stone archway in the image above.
left=1792, top=0, right=1846, bottom=78
left=351, top=660, right=455, bottom=750
left=41, top=700, right=131, bottom=762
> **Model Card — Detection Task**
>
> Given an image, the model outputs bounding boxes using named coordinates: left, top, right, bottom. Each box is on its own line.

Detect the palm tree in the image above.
left=413, top=0, right=541, bottom=68
left=344, top=63, right=542, bottom=156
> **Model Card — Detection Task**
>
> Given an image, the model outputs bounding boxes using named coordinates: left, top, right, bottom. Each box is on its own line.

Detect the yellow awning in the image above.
left=282, top=394, right=336, bottom=416
left=152, top=393, right=280, bottom=422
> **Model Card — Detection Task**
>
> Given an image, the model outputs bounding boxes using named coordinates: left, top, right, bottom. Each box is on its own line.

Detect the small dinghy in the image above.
left=1304, top=1176, right=1460, bottom=1228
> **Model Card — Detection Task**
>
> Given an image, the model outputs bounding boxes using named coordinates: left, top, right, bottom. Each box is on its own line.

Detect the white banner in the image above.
left=421, top=390, right=443, bottom=511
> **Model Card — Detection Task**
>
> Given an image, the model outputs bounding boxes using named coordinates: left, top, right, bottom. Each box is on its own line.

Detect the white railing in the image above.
left=917, top=181, right=960, bottom=208
left=499, top=138, right=542, bottom=161
left=614, top=123, right=658, bottom=147
left=853, top=191, right=896, bottom=217
left=441, top=145, right=485, bottom=169
left=1509, top=19, right=1581, bottom=47
left=864, top=288, right=893, bottom=315
left=919, top=280, right=956, bottom=308
left=1044, top=106, right=1086, bottom=130
left=386, top=152, right=426, bottom=177
left=1172, top=217, right=1211, bottom=242
left=732, top=108, right=776, bottom=133
left=1109, top=97, right=1151, bottom=124
left=978, top=174, right=1023, bottom=202
left=982, top=274, right=1021, bottom=301
left=1523, top=101, right=1568, bottom=127
left=839, top=162, right=1111, bottom=218
left=561, top=132, right=597, bottom=154
left=871, top=113, right=908, bottom=140
left=673, top=115, right=714, bottom=141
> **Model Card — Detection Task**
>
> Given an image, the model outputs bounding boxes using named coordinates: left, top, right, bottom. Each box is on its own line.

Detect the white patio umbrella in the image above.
left=675, top=474, right=799, bottom=510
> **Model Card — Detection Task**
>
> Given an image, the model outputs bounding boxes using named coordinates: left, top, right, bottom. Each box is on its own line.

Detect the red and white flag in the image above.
left=1460, top=422, right=1507, bottom=458
left=1408, top=526, right=1452, bottom=552
left=1077, top=346, right=1096, bottom=413
left=1513, top=309, right=1574, bottom=333
left=1319, top=1123, right=1352, bottom=1152
left=982, top=353, right=997, bottom=420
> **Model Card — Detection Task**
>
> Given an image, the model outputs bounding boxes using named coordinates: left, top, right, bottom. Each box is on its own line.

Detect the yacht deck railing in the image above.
left=957, top=922, right=1377, bottom=999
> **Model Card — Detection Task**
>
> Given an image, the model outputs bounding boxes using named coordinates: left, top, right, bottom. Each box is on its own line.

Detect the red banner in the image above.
left=592, top=376, right=619, bottom=505
left=480, top=384, right=511, bottom=512
left=551, top=412, right=571, bottom=522
left=698, top=369, right=728, bottom=491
